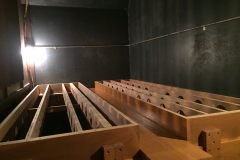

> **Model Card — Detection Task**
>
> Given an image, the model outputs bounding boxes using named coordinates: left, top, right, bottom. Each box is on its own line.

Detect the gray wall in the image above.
left=129, top=0, right=240, bottom=97
left=0, top=0, right=23, bottom=89
left=30, top=4, right=130, bottom=87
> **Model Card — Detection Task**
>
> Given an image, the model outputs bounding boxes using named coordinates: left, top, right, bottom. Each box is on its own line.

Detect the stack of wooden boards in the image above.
left=94, top=79, right=240, bottom=160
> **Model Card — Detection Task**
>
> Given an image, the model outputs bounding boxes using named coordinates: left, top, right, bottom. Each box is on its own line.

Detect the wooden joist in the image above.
left=25, top=85, right=50, bottom=139
left=70, top=83, right=112, bottom=129
left=103, top=81, right=205, bottom=117
left=129, top=79, right=240, bottom=110
left=112, top=80, right=224, bottom=114
left=62, top=84, right=82, bottom=132
left=78, top=82, right=134, bottom=126
left=0, top=86, right=39, bottom=141
left=0, top=83, right=30, bottom=114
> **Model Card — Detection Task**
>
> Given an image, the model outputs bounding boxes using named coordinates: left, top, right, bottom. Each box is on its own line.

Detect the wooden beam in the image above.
left=25, top=85, right=50, bottom=139
left=95, top=81, right=188, bottom=140
left=129, top=79, right=240, bottom=106
left=0, top=83, right=30, bottom=114
left=78, top=82, right=135, bottom=126
left=0, top=85, right=39, bottom=141
left=28, top=105, right=81, bottom=114
left=70, top=83, right=111, bottom=129
left=113, top=80, right=224, bottom=114
left=62, top=84, right=82, bottom=132
left=0, top=124, right=139, bottom=160
left=103, top=81, right=205, bottom=117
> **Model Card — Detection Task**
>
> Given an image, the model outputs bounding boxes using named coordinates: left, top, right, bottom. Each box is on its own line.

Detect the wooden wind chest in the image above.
left=94, top=79, right=240, bottom=160
left=0, top=83, right=139, bottom=160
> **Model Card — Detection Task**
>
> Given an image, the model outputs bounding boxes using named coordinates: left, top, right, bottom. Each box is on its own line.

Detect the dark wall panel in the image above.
left=0, top=0, right=23, bottom=89
left=129, top=0, right=240, bottom=43
left=35, top=47, right=130, bottom=87
left=30, top=6, right=129, bottom=46
left=130, top=19, right=240, bottom=97
left=29, top=0, right=129, bottom=10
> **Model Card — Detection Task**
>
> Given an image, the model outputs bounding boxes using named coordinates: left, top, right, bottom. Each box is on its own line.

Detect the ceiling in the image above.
left=25, top=0, right=129, bottom=9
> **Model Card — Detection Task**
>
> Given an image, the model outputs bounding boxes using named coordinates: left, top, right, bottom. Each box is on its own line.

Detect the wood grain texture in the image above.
left=0, top=83, right=30, bottom=113
left=0, top=86, right=39, bottom=141
left=187, top=112, right=240, bottom=144
left=104, top=81, right=205, bottom=116
left=70, top=83, right=112, bottom=129
left=0, top=125, right=139, bottom=160
left=78, top=82, right=135, bottom=126
left=62, top=84, right=82, bottom=132
left=119, top=80, right=224, bottom=114
left=130, top=79, right=240, bottom=105
left=25, top=85, right=50, bottom=139
left=95, top=81, right=188, bottom=140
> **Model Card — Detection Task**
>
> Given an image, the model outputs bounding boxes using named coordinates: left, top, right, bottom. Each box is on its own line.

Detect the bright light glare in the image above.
left=21, top=46, right=47, bottom=66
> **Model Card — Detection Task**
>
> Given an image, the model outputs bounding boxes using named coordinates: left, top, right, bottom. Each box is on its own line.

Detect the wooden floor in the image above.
left=91, top=88, right=212, bottom=160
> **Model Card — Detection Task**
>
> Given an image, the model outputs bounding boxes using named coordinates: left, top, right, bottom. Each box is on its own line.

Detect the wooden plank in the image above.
left=95, top=81, right=188, bottom=140
left=28, top=105, right=81, bottom=117
left=221, top=139, right=240, bottom=160
left=62, top=84, right=82, bottom=132
left=0, top=86, right=39, bottom=141
left=0, top=83, right=30, bottom=113
left=103, top=81, right=205, bottom=117
left=112, top=80, right=223, bottom=114
left=126, top=80, right=239, bottom=111
left=25, top=85, right=50, bottom=139
left=129, top=79, right=240, bottom=106
left=138, top=125, right=212, bottom=160
left=187, top=112, right=240, bottom=144
left=0, top=125, right=139, bottom=160
left=45, top=104, right=80, bottom=113
left=70, top=83, right=112, bottom=129
left=78, top=82, right=135, bottom=126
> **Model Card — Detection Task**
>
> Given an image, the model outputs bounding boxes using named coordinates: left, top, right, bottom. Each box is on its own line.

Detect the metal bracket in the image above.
left=103, top=143, right=124, bottom=160
left=202, top=128, right=221, bottom=160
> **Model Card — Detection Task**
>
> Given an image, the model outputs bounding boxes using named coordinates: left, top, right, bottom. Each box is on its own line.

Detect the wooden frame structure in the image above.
left=0, top=82, right=139, bottom=160
left=95, top=79, right=240, bottom=160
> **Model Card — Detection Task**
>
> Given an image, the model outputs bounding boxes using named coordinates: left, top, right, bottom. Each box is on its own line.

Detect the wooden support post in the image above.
left=62, top=84, right=82, bottom=132
left=25, top=85, right=50, bottom=139
left=202, top=129, right=221, bottom=160
left=0, top=86, right=39, bottom=141
left=103, top=143, right=124, bottom=160
left=70, top=83, right=112, bottom=128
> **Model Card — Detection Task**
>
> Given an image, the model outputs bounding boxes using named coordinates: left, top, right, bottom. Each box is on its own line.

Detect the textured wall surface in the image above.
left=0, top=0, right=23, bottom=89
left=129, top=0, right=240, bottom=97
left=35, top=47, right=130, bottom=87
left=30, top=6, right=130, bottom=87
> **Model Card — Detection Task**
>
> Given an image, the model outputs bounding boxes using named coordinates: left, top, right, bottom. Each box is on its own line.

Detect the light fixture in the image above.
left=21, top=45, right=47, bottom=66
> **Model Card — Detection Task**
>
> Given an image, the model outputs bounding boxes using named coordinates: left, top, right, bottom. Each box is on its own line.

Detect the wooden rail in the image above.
left=62, top=84, right=82, bottom=132
left=70, top=83, right=112, bottom=128
left=103, top=81, right=205, bottom=117
left=0, top=83, right=30, bottom=114
left=124, top=80, right=240, bottom=111
left=129, top=79, right=240, bottom=109
left=114, top=80, right=224, bottom=114
left=0, top=86, right=39, bottom=141
left=25, top=85, right=50, bottom=139
left=78, top=83, right=134, bottom=126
